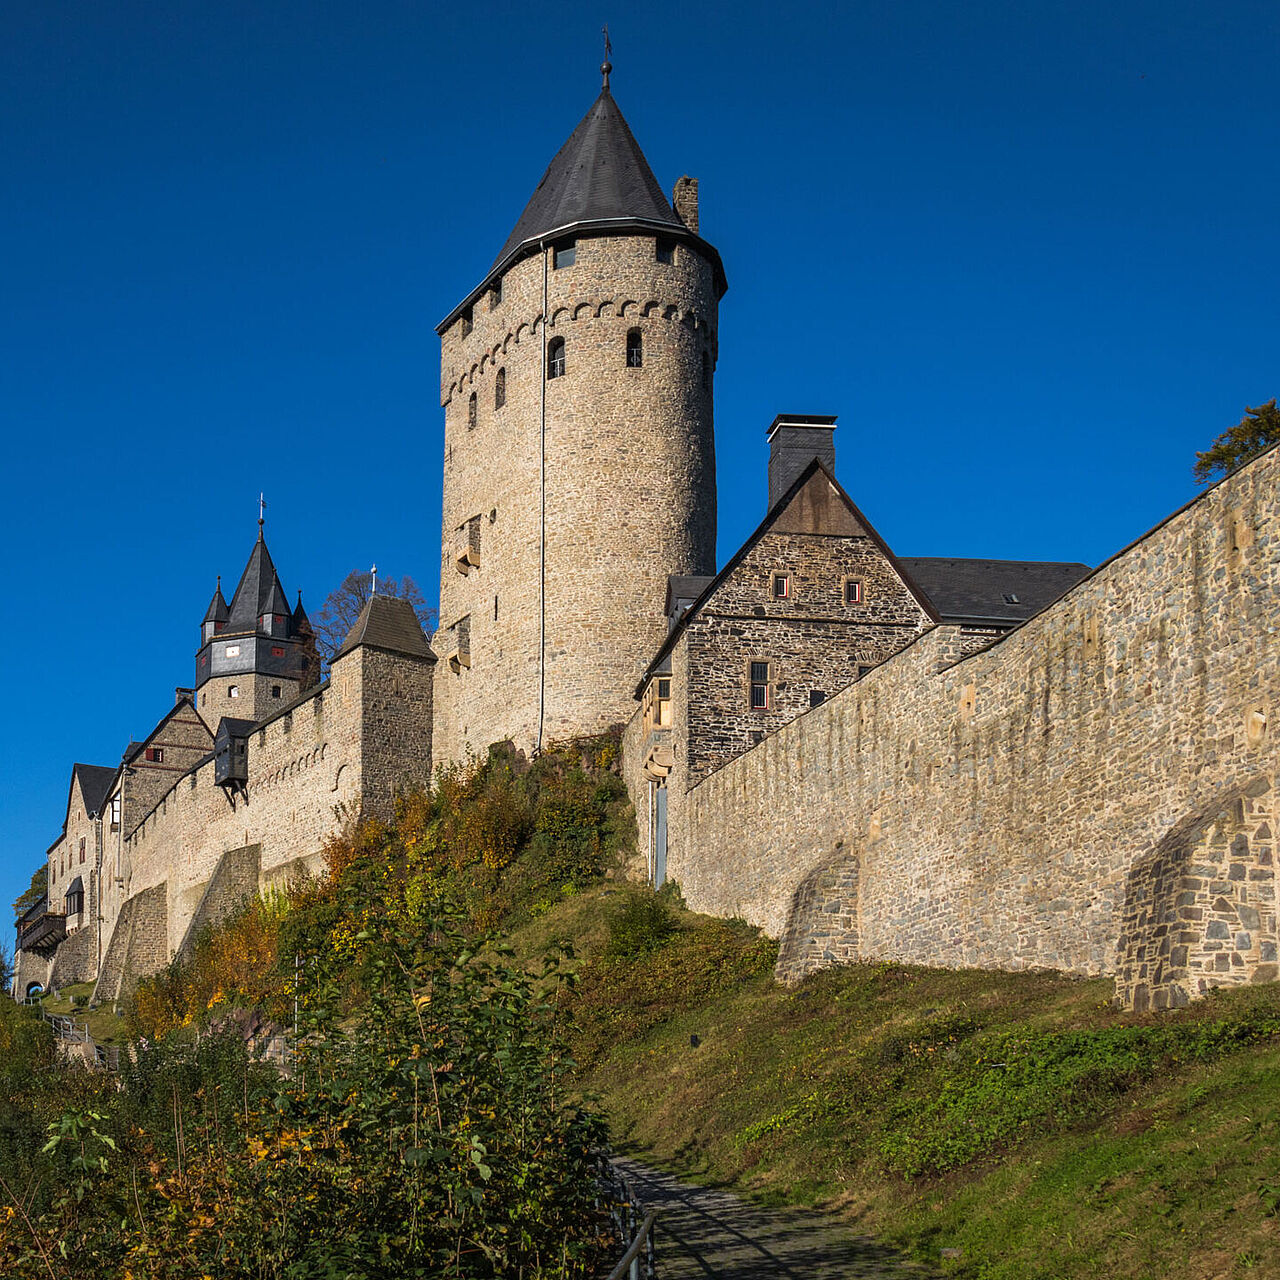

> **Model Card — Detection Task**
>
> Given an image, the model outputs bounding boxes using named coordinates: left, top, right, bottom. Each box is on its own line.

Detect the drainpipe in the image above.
left=537, top=241, right=548, bottom=752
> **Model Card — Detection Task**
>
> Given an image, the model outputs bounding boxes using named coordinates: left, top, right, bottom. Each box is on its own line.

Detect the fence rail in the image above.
left=604, top=1209, right=657, bottom=1280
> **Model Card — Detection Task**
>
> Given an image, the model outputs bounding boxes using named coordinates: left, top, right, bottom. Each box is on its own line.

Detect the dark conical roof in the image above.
left=492, top=88, right=684, bottom=270
left=292, top=590, right=312, bottom=633
left=202, top=580, right=229, bottom=625
left=226, top=531, right=289, bottom=632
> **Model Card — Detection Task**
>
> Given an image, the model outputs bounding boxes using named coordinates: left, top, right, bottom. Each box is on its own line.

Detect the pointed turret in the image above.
left=194, top=519, right=320, bottom=730
left=201, top=578, right=229, bottom=644
left=225, top=530, right=290, bottom=633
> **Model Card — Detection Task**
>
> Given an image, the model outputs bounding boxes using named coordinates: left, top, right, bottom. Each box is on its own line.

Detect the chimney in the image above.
left=766, top=415, right=838, bottom=511
left=175, top=687, right=194, bottom=706
left=673, top=176, right=699, bottom=233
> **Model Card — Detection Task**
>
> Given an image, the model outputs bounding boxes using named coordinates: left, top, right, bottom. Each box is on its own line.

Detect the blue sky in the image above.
left=2, top=0, right=1277, bottom=921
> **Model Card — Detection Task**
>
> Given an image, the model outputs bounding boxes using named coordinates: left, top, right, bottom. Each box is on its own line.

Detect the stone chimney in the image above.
left=175, top=687, right=194, bottom=706
left=766, top=415, right=838, bottom=511
left=673, top=176, right=699, bottom=233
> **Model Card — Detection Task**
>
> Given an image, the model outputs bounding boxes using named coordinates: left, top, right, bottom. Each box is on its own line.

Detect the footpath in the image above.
left=614, top=1158, right=936, bottom=1279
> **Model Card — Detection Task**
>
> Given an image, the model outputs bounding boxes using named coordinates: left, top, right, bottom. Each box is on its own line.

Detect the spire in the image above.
left=202, top=576, right=229, bottom=626
left=601, top=23, right=612, bottom=92
left=225, top=528, right=289, bottom=631
left=292, top=589, right=312, bottom=634
left=490, top=87, right=685, bottom=273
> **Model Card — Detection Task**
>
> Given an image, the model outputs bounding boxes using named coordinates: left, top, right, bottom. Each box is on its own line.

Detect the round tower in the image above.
left=434, top=72, right=726, bottom=762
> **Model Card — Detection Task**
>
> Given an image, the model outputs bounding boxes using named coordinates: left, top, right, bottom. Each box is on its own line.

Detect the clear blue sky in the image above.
left=3, top=1, right=1277, bottom=921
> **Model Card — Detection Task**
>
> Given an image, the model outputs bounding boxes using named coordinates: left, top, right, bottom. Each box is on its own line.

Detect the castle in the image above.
left=15, top=68, right=1279, bottom=1014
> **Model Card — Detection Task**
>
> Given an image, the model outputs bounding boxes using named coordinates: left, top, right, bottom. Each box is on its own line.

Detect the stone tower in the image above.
left=434, top=69, right=727, bottom=762
left=194, top=522, right=321, bottom=730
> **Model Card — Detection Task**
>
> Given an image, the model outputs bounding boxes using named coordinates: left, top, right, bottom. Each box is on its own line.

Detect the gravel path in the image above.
left=613, top=1158, right=936, bottom=1279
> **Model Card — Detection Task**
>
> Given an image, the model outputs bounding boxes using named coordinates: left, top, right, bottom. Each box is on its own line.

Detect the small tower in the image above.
left=434, top=64, right=727, bottom=762
left=194, top=523, right=321, bottom=730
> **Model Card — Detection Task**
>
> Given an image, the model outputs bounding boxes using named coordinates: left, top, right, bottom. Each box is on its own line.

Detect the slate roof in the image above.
left=72, top=764, right=117, bottom=818
left=202, top=581, right=229, bottom=626
left=437, top=85, right=726, bottom=333
left=898, top=558, right=1092, bottom=625
left=493, top=88, right=684, bottom=269
left=333, top=594, right=436, bottom=663
left=225, top=532, right=289, bottom=632
left=213, top=717, right=258, bottom=742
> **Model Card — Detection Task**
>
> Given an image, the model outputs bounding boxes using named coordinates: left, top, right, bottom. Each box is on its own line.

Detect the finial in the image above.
left=257, top=492, right=266, bottom=537
left=371, top=564, right=377, bottom=596
left=601, top=24, right=612, bottom=90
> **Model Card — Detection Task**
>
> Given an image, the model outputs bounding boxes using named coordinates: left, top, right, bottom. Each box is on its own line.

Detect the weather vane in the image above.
left=371, top=563, right=377, bottom=596
left=258, top=492, right=266, bottom=531
left=601, top=24, right=612, bottom=90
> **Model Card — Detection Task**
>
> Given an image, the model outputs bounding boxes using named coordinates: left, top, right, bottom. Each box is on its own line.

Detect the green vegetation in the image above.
left=8, top=740, right=1280, bottom=1277
left=0, top=740, right=631, bottom=1278
left=532, top=887, right=1280, bottom=1279
left=12, top=864, right=47, bottom=918
left=1194, top=397, right=1280, bottom=484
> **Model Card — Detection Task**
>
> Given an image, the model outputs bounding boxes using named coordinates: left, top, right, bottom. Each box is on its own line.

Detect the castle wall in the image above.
left=435, top=233, right=719, bottom=762
left=668, top=446, right=1280, bottom=1007
left=98, top=641, right=433, bottom=982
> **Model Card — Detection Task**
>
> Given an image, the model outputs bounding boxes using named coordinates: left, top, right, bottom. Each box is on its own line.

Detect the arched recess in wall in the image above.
left=774, top=844, right=861, bottom=984
left=331, top=762, right=349, bottom=794
left=1114, top=777, right=1278, bottom=1011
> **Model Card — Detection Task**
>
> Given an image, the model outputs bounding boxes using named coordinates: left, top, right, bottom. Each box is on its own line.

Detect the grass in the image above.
left=33, top=981, right=127, bottom=1047
left=509, top=884, right=1280, bottom=1280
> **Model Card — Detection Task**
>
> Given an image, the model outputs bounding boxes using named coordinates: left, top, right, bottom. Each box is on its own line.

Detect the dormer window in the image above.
left=553, top=241, right=575, bottom=269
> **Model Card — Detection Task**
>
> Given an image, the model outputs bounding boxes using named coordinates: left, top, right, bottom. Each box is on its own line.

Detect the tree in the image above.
left=12, top=866, right=46, bottom=922
left=313, top=570, right=436, bottom=663
left=1193, top=399, right=1280, bottom=485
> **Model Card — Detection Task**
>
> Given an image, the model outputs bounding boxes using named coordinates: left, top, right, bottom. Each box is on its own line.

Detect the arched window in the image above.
left=547, top=337, right=566, bottom=379
left=495, top=367, right=506, bottom=409
left=468, top=391, right=477, bottom=429
left=626, top=329, right=643, bottom=368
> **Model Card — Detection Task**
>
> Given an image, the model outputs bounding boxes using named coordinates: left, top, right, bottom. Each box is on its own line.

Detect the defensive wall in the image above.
left=666, top=445, right=1279, bottom=1009
left=93, top=637, right=433, bottom=1001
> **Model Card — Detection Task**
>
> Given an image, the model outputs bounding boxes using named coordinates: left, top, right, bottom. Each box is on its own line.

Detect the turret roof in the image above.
left=225, top=531, right=289, bottom=632
left=493, top=88, right=684, bottom=269
left=333, top=594, right=435, bottom=663
left=202, top=580, right=229, bottom=625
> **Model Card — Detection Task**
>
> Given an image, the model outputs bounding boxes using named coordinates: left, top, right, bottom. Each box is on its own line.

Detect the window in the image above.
left=459, top=308, right=473, bottom=338
left=468, top=391, right=477, bottom=430
left=144, top=747, right=164, bottom=764
left=110, top=798, right=120, bottom=831
left=843, top=577, right=864, bottom=605
left=272, top=685, right=282, bottom=698
left=271, top=645, right=285, bottom=657
left=79, top=837, right=86, bottom=863
left=229, top=685, right=239, bottom=699
left=626, top=329, right=643, bottom=368
left=656, top=237, right=674, bottom=264
left=750, top=661, right=770, bottom=710
left=225, top=644, right=240, bottom=658
left=495, top=367, right=506, bottom=409
left=644, top=675, right=673, bottom=729
left=65, top=880, right=84, bottom=917
left=494, top=595, right=499, bottom=622
left=489, top=280, right=502, bottom=308
left=547, top=336, right=566, bottom=379
left=857, top=664, right=875, bottom=680
left=702, top=350, right=710, bottom=390
left=553, top=240, right=575, bottom=269
left=810, top=690, right=827, bottom=708
left=771, top=573, right=790, bottom=600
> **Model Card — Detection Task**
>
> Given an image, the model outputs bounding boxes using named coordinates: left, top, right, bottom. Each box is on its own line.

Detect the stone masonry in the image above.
left=651, top=443, right=1279, bottom=1007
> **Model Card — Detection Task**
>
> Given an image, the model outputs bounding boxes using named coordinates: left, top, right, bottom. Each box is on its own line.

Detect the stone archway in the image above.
left=775, top=845, right=861, bottom=984
left=1115, top=777, right=1278, bottom=1010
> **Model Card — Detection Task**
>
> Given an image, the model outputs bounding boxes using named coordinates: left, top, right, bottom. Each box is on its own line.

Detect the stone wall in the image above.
left=668, top=445, right=1280, bottom=1006
left=93, top=634, right=433, bottom=990
left=94, top=883, right=169, bottom=1004
left=434, top=232, right=719, bottom=764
